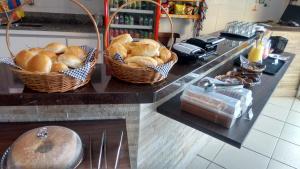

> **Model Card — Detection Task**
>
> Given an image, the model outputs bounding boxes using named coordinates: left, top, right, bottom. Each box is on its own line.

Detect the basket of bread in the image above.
left=0, top=0, right=101, bottom=93
left=104, top=0, right=177, bottom=84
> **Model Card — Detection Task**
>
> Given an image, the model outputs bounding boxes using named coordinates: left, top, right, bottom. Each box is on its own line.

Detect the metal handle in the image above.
left=5, top=0, right=101, bottom=60
left=104, top=0, right=174, bottom=50
left=37, top=127, right=48, bottom=139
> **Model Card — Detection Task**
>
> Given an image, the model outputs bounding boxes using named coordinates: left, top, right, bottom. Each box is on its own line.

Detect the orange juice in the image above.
left=248, top=43, right=264, bottom=63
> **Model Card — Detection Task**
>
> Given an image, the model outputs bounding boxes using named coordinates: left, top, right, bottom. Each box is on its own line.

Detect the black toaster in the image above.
left=172, top=42, right=206, bottom=63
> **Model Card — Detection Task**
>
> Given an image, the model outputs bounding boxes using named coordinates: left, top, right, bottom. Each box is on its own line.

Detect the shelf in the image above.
left=110, top=8, right=154, bottom=14
left=157, top=53, right=295, bottom=148
left=110, top=24, right=152, bottom=30
left=161, top=14, right=200, bottom=19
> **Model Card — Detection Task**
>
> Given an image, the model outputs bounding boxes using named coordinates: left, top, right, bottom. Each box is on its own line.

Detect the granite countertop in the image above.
left=267, top=23, right=300, bottom=32
left=0, top=34, right=255, bottom=106
left=0, top=12, right=102, bottom=33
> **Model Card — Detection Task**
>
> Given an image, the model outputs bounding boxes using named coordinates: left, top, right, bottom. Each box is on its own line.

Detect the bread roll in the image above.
left=130, top=43, right=159, bottom=57
left=51, top=62, right=69, bottom=72
left=38, top=50, right=57, bottom=62
left=139, top=39, right=161, bottom=49
left=64, top=46, right=86, bottom=60
left=159, top=47, right=172, bottom=63
left=58, top=53, right=83, bottom=69
left=27, top=54, right=52, bottom=73
left=127, top=62, right=143, bottom=68
left=108, top=43, right=127, bottom=59
left=45, top=43, right=67, bottom=54
left=111, top=34, right=133, bottom=45
left=28, top=48, right=43, bottom=56
left=154, top=57, right=164, bottom=65
left=15, top=50, right=36, bottom=69
left=125, top=56, right=158, bottom=67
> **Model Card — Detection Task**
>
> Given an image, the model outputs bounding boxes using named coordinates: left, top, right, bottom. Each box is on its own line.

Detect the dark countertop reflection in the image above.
left=0, top=35, right=254, bottom=106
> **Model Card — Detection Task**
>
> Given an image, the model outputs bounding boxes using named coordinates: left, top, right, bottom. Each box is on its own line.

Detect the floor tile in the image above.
left=197, top=137, right=224, bottom=161
left=207, top=163, right=225, bottom=169
left=292, top=99, right=300, bottom=113
left=262, top=104, right=290, bottom=121
left=280, top=123, right=300, bottom=146
left=187, top=156, right=210, bottom=169
left=214, top=145, right=270, bottom=169
left=268, top=97, right=294, bottom=109
left=272, top=140, right=300, bottom=168
left=253, top=115, right=284, bottom=137
left=243, top=130, right=278, bottom=157
left=268, top=160, right=295, bottom=169
left=286, top=111, right=300, bottom=127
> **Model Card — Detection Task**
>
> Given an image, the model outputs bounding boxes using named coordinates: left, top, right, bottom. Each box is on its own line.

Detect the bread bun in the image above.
left=38, top=50, right=57, bottom=62
left=111, top=34, right=133, bottom=45
left=45, top=43, right=67, bottom=54
left=27, top=54, right=52, bottom=73
left=130, top=42, right=159, bottom=57
left=15, top=50, right=36, bottom=69
left=159, top=47, right=172, bottom=63
left=51, top=62, right=69, bottom=72
left=64, top=46, right=86, bottom=60
left=108, top=43, right=127, bottom=59
left=139, top=39, right=161, bottom=49
left=28, top=48, right=43, bottom=56
left=154, top=57, right=164, bottom=65
left=125, top=56, right=158, bottom=67
left=58, top=53, right=83, bottom=69
left=127, top=62, right=143, bottom=68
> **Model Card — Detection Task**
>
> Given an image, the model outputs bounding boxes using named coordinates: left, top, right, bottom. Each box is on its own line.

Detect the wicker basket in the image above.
left=104, top=0, right=177, bottom=84
left=4, top=0, right=101, bottom=93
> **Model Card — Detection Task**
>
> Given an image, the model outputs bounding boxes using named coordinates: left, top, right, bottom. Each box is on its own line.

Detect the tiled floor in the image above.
left=189, top=97, right=300, bottom=169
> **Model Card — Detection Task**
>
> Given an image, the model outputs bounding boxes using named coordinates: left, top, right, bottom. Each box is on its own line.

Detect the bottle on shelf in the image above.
left=119, top=14, right=124, bottom=24
left=139, top=16, right=144, bottom=25
left=149, top=17, right=153, bottom=26
left=130, top=15, right=134, bottom=25
left=113, top=0, right=119, bottom=8
left=144, top=17, right=149, bottom=26
left=124, top=15, right=130, bottom=25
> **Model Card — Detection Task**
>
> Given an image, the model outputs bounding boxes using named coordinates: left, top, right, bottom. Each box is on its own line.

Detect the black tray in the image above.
left=262, top=57, right=286, bottom=75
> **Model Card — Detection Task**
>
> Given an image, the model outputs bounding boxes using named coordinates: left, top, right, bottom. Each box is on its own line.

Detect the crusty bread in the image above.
left=28, top=48, right=43, bottom=56
left=111, top=34, right=133, bottom=45
left=139, top=39, right=161, bottom=49
left=45, top=42, right=67, bottom=54
left=153, top=57, right=164, bottom=65
left=51, top=62, right=69, bottom=72
left=159, top=47, right=172, bottom=63
left=130, top=42, right=159, bottom=57
left=64, top=46, right=86, bottom=61
left=27, top=54, right=52, bottom=73
left=108, top=43, right=127, bottom=59
left=38, top=50, right=58, bottom=62
left=58, top=53, right=83, bottom=69
left=15, top=50, right=36, bottom=69
left=127, top=62, right=143, bottom=68
left=125, top=56, right=158, bottom=67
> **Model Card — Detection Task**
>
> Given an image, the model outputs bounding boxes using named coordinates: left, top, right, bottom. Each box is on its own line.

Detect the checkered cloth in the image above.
left=114, top=53, right=173, bottom=78
left=0, top=56, right=21, bottom=69
left=0, top=46, right=97, bottom=81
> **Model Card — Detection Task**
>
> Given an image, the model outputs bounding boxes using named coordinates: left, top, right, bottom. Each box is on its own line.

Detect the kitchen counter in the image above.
left=1, top=33, right=282, bottom=169
left=0, top=35, right=254, bottom=106
left=158, top=52, right=295, bottom=148
left=267, top=23, right=300, bottom=32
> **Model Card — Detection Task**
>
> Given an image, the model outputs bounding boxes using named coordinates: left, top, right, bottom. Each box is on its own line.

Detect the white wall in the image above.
left=159, top=0, right=290, bottom=38
left=24, top=0, right=103, bottom=15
